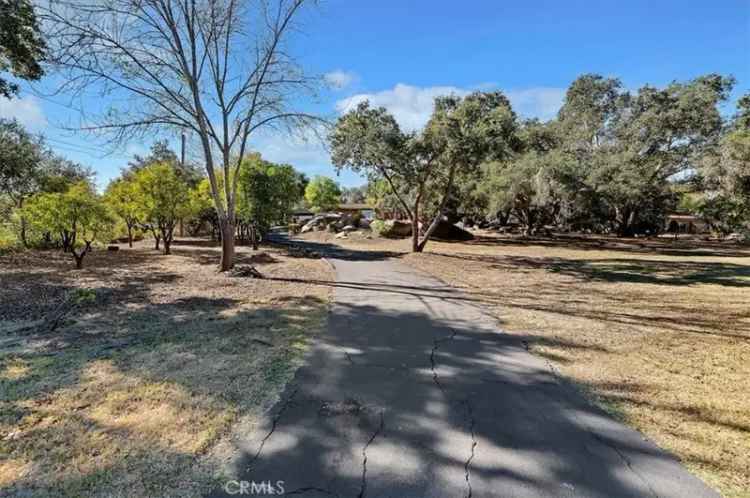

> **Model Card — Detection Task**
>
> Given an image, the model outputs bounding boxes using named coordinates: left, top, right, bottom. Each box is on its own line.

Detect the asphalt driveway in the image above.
left=208, top=247, right=717, bottom=497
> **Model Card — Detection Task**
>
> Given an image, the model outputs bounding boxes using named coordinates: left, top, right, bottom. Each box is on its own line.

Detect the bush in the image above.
left=0, top=223, right=17, bottom=251
left=370, top=219, right=387, bottom=236
left=370, top=219, right=412, bottom=238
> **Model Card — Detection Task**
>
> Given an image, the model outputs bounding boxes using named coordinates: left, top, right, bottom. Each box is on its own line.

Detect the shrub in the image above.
left=370, top=219, right=387, bottom=236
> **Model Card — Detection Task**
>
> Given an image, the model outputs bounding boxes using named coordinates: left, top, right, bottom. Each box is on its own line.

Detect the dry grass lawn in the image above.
left=300, top=230, right=750, bottom=498
left=0, top=238, right=332, bottom=497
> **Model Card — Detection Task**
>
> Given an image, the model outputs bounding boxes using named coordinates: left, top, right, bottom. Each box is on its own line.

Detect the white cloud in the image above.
left=335, top=83, right=566, bottom=131
left=505, top=87, right=566, bottom=121
left=253, top=126, right=330, bottom=167
left=0, top=95, right=47, bottom=130
left=336, top=83, right=470, bottom=132
left=324, top=70, right=358, bottom=91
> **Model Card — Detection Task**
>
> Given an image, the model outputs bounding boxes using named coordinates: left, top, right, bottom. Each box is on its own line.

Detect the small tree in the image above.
left=104, top=178, right=141, bottom=247
left=134, top=163, right=190, bottom=255
left=304, top=176, right=341, bottom=213
left=23, top=182, right=115, bottom=269
left=238, top=154, right=303, bottom=248
left=0, top=118, right=43, bottom=246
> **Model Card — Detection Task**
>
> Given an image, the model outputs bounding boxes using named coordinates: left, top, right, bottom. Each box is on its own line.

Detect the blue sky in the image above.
left=1, top=0, right=748, bottom=189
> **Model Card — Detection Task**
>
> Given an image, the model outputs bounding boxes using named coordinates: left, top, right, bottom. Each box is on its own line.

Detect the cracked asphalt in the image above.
left=208, top=247, right=718, bottom=498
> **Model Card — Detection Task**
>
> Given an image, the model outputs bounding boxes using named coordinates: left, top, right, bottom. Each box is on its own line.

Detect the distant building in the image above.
left=665, top=214, right=710, bottom=234
left=337, top=203, right=375, bottom=220
left=290, top=208, right=315, bottom=224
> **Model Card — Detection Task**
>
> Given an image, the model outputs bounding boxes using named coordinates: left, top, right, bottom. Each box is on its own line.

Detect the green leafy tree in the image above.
left=104, top=178, right=141, bottom=247
left=559, top=74, right=734, bottom=236
left=237, top=154, right=304, bottom=248
left=134, top=163, right=190, bottom=255
left=699, top=94, right=750, bottom=235
left=331, top=93, right=517, bottom=252
left=126, top=140, right=202, bottom=187
left=188, top=179, right=220, bottom=240
left=304, top=176, right=341, bottom=213
left=341, top=185, right=368, bottom=204
left=0, top=0, right=46, bottom=98
left=23, top=182, right=115, bottom=268
left=0, top=118, right=42, bottom=245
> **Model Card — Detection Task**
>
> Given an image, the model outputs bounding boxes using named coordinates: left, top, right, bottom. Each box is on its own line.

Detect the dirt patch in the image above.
left=0, top=238, right=333, bottom=498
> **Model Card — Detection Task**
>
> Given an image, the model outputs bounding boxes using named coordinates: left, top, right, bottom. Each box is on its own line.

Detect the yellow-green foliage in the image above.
left=0, top=223, right=16, bottom=250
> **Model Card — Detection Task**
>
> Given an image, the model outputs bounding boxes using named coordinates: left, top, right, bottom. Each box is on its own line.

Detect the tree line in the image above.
left=0, top=130, right=316, bottom=268
left=331, top=73, right=749, bottom=252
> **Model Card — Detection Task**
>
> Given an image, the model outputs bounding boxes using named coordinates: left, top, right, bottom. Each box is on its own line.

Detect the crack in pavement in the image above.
left=529, top=339, right=661, bottom=498
left=245, top=387, right=299, bottom=471
left=429, top=328, right=457, bottom=395
left=589, top=431, right=660, bottom=498
left=462, top=400, right=477, bottom=498
left=357, top=410, right=385, bottom=498
left=430, top=328, right=479, bottom=498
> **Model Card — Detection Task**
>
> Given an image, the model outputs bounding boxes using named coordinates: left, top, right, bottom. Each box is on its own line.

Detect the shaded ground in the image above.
left=293, top=230, right=750, bottom=498
left=209, top=247, right=716, bottom=498
left=0, top=238, right=333, bottom=498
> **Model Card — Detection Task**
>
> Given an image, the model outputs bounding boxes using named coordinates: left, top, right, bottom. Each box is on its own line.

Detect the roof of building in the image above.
left=666, top=213, right=701, bottom=222
left=337, top=203, right=374, bottom=210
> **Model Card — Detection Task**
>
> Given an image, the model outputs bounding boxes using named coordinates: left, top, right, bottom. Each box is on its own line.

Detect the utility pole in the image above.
left=179, top=131, right=186, bottom=237
left=180, top=131, right=186, bottom=167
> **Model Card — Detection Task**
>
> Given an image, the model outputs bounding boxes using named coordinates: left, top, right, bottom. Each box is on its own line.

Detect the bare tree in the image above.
left=40, top=0, right=321, bottom=270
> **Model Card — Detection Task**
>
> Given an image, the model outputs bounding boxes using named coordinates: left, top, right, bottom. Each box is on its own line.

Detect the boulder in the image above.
left=372, top=219, right=413, bottom=238
left=341, top=225, right=357, bottom=232
left=300, top=214, right=341, bottom=233
left=430, top=220, right=474, bottom=241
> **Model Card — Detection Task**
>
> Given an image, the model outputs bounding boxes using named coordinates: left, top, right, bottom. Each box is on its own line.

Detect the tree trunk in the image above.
left=127, top=225, right=133, bottom=248
left=219, top=219, right=235, bottom=271
left=616, top=207, right=637, bottom=237
left=161, top=225, right=173, bottom=255
left=416, top=165, right=457, bottom=253
left=72, top=242, right=91, bottom=269
left=251, top=224, right=259, bottom=251
left=410, top=199, right=420, bottom=252
left=18, top=197, right=28, bottom=248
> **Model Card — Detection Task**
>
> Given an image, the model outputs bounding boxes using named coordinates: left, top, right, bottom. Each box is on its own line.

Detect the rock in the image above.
left=372, top=219, right=413, bottom=238
left=430, top=220, right=474, bottom=241
left=342, top=225, right=357, bottom=232
left=359, top=219, right=371, bottom=229
left=335, top=232, right=348, bottom=239
left=248, top=252, right=277, bottom=264
left=107, top=245, right=120, bottom=251
left=301, top=214, right=342, bottom=233
left=229, top=265, right=264, bottom=278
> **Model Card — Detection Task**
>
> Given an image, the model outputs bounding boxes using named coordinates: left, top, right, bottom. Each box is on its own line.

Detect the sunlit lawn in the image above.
left=0, top=239, right=332, bottom=497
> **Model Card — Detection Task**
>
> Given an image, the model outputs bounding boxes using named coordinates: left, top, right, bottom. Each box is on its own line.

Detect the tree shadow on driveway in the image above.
left=208, top=292, right=716, bottom=498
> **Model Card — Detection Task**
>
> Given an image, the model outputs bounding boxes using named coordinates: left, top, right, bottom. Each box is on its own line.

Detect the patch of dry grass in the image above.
left=309, top=230, right=750, bottom=497
left=0, top=238, right=332, bottom=497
